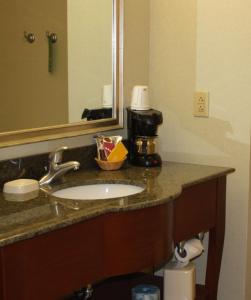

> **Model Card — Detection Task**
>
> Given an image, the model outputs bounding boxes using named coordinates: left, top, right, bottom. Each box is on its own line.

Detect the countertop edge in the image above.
left=0, top=163, right=235, bottom=247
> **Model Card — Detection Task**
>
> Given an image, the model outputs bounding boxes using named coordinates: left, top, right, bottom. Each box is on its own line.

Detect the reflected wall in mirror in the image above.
left=68, top=0, right=113, bottom=123
left=0, top=0, right=123, bottom=146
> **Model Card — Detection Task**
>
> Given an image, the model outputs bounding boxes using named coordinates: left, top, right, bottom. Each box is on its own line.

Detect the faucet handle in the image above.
left=49, top=146, right=68, bottom=164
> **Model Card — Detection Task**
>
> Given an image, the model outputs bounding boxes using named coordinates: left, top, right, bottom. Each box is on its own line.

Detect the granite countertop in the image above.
left=0, top=161, right=234, bottom=247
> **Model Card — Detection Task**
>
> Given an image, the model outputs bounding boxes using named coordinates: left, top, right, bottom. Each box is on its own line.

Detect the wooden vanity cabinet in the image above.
left=0, top=203, right=173, bottom=300
left=0, top=176, right=227, bottom=300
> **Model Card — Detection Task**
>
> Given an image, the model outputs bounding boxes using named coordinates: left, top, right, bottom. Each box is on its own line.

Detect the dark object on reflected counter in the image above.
left=127, top=108, right=163, bottom=167
left=82, top=108, right=112, bottom=121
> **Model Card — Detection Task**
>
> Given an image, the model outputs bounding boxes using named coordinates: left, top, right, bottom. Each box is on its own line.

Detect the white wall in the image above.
left=149, top=0, right=251, bottom=299
left=67, top=0, right=113, bottom=122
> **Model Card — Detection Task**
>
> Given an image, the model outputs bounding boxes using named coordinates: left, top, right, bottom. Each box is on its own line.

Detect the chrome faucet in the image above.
left=39, top=146, right=80, bottom=186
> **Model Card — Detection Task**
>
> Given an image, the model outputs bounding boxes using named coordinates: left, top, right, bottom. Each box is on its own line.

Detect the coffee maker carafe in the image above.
left=127, top=107, right=163, bottom=167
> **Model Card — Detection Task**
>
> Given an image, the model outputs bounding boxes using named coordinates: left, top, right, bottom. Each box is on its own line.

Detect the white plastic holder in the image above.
left=164, top=261, right=196, bottom=300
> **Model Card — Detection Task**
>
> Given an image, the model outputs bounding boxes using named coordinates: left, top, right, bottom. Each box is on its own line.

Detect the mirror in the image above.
left=0, top=0, right=123, bottom=147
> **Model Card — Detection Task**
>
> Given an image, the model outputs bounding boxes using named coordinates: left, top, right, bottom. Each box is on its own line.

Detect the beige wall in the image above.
left=149, top=0, right=251, bottom=299
left=67, top=0, right=113, bottom=122
left=0, top=0, right=68, bottom=132
left=123, top=0, right=150, bottom=105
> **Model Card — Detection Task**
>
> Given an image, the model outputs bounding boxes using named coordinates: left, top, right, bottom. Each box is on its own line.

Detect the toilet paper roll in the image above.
left=174, top=239, right=204, bottom=264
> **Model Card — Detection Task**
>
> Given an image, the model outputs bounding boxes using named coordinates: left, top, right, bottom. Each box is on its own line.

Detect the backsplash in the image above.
left=0, top=144, right=97, bottom=190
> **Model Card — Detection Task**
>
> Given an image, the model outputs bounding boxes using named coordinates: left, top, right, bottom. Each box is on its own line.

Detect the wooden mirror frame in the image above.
left=0, top=0, right=123, bottom=148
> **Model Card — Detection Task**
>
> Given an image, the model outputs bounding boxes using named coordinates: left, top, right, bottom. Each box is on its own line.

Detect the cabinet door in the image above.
left=103, top=203, right=173, bottom=276
left=174, top=179, right=217, bottom=242
left=1, top=216, right=103, bottom=300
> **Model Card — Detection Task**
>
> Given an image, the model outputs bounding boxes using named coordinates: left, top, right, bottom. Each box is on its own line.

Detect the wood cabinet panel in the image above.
left=174, top=179, right=217, bottom=243
left=0, top=203, right=172, bottom=300
left=2, top=216, right=104, bottom=300
left=0, top=250, right=4, bottom=300
left=103, top=203, right=173, bottom=276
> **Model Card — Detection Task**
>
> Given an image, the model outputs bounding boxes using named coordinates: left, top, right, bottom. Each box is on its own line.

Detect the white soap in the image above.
left=3, top=179, right=39, bottom=194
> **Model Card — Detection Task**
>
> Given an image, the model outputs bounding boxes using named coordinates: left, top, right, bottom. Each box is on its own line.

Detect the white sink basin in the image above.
left=52, top=184, right=144, bottom=200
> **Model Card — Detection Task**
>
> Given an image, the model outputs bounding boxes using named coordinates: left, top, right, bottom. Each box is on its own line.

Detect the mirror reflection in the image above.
left=0, top=0, right=114, bottom=134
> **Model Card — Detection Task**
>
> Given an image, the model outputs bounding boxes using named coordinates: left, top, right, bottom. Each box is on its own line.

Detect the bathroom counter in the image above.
left=0, top=161, right=234, bottom=300
left=0, top=161, right=233, bottom=247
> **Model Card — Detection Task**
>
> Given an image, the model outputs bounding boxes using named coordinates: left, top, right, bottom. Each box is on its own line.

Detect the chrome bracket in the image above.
left=24, top=31, right=35, bottom=43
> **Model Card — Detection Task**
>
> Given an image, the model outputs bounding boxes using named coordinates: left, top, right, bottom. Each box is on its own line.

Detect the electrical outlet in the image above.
left=193, top=91, right=209, bottom=117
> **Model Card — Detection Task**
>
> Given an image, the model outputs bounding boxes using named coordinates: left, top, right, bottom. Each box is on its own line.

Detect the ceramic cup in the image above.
left=130, top=85, right=150, bottom=110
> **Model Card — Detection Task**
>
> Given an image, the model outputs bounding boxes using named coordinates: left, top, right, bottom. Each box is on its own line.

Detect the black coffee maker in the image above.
left=127, top=107, right=163, bottom=167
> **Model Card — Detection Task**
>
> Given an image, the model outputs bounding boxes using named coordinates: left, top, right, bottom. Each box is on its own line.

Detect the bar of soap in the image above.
left=3, top=179, right=39, bottom=194
left=107, top=141, right=128, bottom=162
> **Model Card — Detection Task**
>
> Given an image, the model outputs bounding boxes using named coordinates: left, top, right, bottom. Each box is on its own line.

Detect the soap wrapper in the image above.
left=94, top=135, right=125, bottom=161
left=107, top=141, right=128, bottom=162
